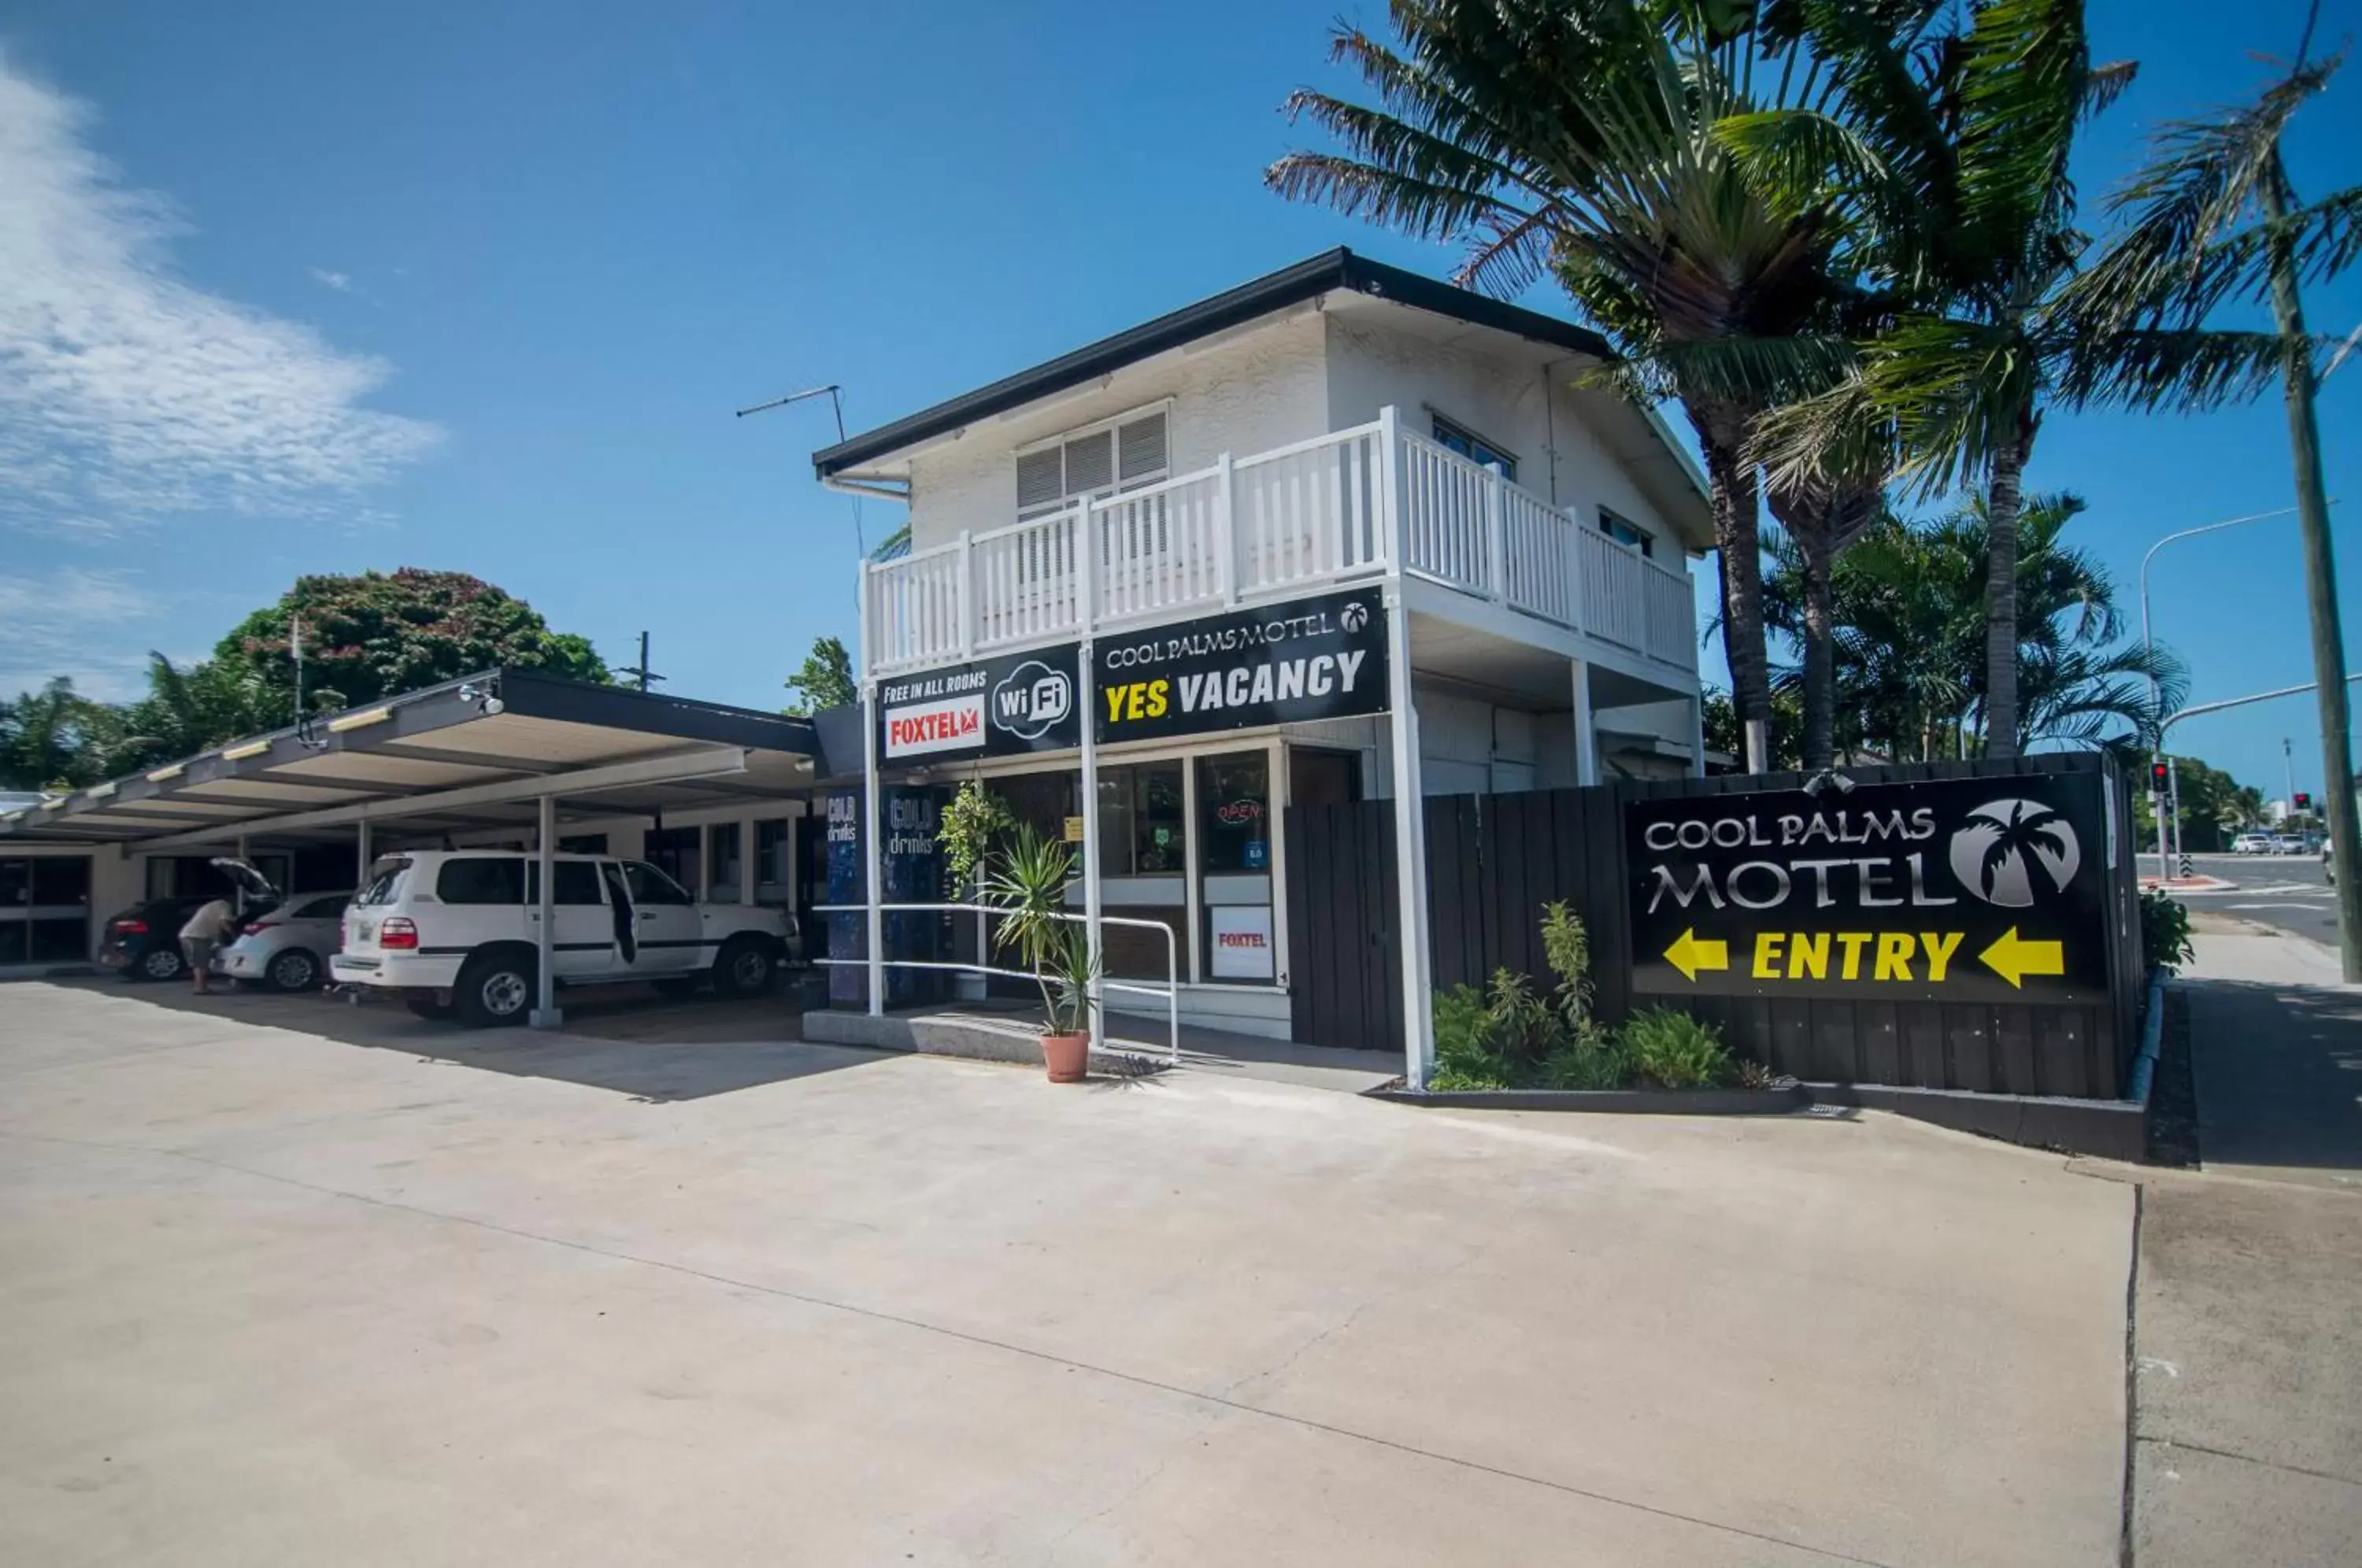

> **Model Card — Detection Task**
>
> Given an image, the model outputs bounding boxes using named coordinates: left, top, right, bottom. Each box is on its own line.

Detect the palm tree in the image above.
left=0, top=678, right=99, bottom=792
left=2060, top=41, right=2362, bottom=973
left=1763, top=490, right=2183, bottom=757
left=1722, top=0, right=2165, bottom=761
left=1264, top=0, right=1858, bottom=771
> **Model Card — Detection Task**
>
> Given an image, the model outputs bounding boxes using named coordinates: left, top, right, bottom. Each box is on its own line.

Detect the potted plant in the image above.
left=982, top=825, right=1098, bottom=1082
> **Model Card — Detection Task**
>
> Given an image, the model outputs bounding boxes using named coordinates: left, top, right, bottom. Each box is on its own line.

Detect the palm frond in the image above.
left=2055, top=328, right=2306, bottom=412
left=2067, top=55, right=2345, bottom=333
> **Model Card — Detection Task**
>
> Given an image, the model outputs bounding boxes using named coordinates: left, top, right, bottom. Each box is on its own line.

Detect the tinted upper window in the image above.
left=354, top=860, right=411, bottom=907
left=437, top=857, right=524, bottom=905
left=526, top=860, right=606, bottom=906
left=1431, top=415, right=1517, bottom=482
left=623, top=861, right=695, bottom=906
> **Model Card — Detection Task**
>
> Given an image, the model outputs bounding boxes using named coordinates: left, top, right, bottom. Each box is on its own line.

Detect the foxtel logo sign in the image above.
left=883, top=695, right=983, bottom=758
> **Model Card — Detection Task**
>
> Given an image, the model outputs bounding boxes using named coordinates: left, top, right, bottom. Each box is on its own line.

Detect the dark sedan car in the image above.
left=98, top=895, right=221, bottom=982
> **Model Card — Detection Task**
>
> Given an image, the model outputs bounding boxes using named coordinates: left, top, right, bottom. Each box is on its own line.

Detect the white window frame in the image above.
left=1426, top=408, right=1520, bottom=482
left=1597, top=505, right=1657, bottom=559
left=1014, top=400, right=1174, bottom=522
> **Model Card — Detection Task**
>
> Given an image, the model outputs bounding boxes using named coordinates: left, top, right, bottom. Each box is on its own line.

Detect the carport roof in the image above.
left=0, top=669, right=820, bottom=848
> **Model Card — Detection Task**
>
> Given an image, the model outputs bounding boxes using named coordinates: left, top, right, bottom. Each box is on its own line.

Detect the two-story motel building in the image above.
left=811, top=249, right=1715, bottom=1074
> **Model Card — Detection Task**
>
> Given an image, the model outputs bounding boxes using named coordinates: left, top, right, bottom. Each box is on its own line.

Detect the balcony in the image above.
left=861, top=411, right=1700, bottom=680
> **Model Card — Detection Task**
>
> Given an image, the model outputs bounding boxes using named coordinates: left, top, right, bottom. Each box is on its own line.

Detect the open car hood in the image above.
left=209, top=856, right=280, bottom=900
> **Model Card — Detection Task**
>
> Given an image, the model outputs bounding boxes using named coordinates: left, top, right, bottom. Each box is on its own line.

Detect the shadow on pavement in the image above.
left=2183, top=977, right=2362, bottom=1182
left=48, top=974, right=897, bottom=1104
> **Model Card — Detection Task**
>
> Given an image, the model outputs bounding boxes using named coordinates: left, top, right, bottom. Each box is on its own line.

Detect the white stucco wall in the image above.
left=1320, top=312, right=1679, bottom=554
left=903, top=311, right=1331, bottom=553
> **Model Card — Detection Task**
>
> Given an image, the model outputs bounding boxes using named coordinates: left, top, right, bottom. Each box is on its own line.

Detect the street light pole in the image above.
left=2138, top=505, right=2310, bottom=871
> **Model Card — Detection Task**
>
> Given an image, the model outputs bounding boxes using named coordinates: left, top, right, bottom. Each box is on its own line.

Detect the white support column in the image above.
left=355, top=819, right=372, bottom=884
left=739, top=813, right=756, bottom=907
left=957, top=529, right=976, bottom=658
left=1076, top=494, right=1105, bottom=1051
left=1377, top=405, right=1403, bottom=571
left=1484, top=462, right=1508, bottom=601
left=530, top=793, right=561, bottom=1028
left=1687, top=693, right=1708, bottom=778
left=1215, top=450, right=1238, bottom=606
left=862, top=682, right=884, bottom=1018
left=1571, top=658, right=1598, bottom=786
left=1383, top=431, right=1435, bottom=1084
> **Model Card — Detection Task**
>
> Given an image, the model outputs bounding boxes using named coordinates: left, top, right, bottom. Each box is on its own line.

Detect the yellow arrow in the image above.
left=1979, top=926, right=2065, bottom=989
left=1664, top=927, right=1730, bottom=983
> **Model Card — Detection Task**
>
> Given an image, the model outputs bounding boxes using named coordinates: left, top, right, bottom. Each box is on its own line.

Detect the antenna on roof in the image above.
left=617, top=631, right=666, bottom=693
left=292, top=613, right=329, bottom=751
left=736, top=383, right=864, bottom=555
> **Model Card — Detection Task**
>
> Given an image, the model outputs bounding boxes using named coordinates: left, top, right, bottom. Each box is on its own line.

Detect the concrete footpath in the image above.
left=2118, top=924, right=2362, bottom=1566
left=0, top=980, right=2133, bottom=1567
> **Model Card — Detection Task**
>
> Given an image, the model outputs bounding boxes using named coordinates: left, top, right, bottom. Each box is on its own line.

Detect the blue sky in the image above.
left=1, top=0, right=2355, bottom=800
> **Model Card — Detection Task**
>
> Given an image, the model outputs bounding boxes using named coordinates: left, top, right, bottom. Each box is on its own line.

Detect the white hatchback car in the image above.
left=331, top=850, right=798, bottom=1026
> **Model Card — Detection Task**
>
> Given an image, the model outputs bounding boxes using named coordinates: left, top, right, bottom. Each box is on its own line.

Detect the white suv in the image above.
left=331, top=850, right=798, bottom=1026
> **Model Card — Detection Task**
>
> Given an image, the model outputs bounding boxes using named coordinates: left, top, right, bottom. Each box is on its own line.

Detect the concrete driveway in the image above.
left=0, top=981, right=2134, bottom=1566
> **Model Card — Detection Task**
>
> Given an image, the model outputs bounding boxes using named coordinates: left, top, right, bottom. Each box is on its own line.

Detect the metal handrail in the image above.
left=808, top=899, right=1180, bottom=1065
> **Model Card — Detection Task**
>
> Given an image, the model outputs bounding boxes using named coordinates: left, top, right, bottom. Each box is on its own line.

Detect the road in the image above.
left=2176, top=852, right=2340, bottom=948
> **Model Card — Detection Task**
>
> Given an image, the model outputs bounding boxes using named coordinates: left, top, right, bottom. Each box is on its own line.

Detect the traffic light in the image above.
left=2296, top=791, right=2313, bottom=812
left=2151, top=760, right=2169, bottom=792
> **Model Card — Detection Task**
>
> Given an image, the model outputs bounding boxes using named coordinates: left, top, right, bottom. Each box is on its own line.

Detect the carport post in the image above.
left=1688, top=692, right=1707, bottom=778
left=356, top=819, right=372, bottom=884
left=530, top=793, right=561, bottom=1028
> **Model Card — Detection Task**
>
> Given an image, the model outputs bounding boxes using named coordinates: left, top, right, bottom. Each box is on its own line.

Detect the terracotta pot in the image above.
left=1040, top=1031, right=1090, bottom=1083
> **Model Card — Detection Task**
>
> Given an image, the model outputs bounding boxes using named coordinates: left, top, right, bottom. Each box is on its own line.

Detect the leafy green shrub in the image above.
left=1542, top=1033, right=1632, bottom=1090
left=1431, top=984, right=1513, bottom=1089
left=2140, top=888, right=2194, bottom=974
left=1620, top=1007, right=1734, bottom=1089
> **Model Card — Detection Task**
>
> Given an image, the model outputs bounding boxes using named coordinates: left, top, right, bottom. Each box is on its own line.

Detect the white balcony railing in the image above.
left=862, top=411, right=1698, bottom=678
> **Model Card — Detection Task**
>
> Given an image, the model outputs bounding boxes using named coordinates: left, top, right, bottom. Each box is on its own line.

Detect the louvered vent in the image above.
left=1062, top=429, right=1114, bottom=495
left=1116, top=412, right=1168, bottom=486
left=1016, top=448, right=1064, bottom=513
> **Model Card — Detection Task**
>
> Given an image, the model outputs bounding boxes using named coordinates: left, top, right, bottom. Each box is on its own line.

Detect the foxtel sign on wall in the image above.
left=877, top=643, right=1083, bottom=762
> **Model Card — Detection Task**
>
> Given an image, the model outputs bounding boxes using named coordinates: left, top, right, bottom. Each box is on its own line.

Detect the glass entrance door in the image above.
left=0, top=856, right=92, bottom=965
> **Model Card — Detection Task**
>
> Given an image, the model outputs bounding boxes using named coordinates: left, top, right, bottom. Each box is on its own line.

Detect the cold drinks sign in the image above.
left=1625, top=773, right=2112, bottom=1004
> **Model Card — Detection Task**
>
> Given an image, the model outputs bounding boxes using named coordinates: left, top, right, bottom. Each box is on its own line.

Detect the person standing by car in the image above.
left=178, top=896, right=235, bottom=995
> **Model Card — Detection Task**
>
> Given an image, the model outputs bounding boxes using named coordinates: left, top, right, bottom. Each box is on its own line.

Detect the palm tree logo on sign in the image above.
left=1949, top=800, right=2081, bottom=908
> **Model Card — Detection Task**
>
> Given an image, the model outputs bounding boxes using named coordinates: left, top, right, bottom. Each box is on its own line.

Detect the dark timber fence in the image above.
left=1285, top=753, right=2144, bottom=1100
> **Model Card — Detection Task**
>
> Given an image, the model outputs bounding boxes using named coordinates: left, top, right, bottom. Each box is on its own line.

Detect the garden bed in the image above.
left=1374, top=1083, right=1812, bottom=1115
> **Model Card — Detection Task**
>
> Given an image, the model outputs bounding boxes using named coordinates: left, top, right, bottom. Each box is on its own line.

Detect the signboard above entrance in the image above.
left=1626, top=772, right=2112, bottom=1004
left=1094, top=587, right=1389, bottom=744
left=877, top=643, right=1082, bottom=763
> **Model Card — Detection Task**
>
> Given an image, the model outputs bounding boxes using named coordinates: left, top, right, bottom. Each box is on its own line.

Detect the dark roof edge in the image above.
left=812, top=249, right=1616, bottom=477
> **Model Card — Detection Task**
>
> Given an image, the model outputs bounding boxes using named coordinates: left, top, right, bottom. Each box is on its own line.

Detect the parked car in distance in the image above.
left=2230, top=830, right=2275, bottom=855
left=2274, top=832, right=2319, bottom=855
left=331, top=850, right=799, bottom=1026
left=98, top=895, right=226, bottom=982
left=216, top=889, right=353, bottom=991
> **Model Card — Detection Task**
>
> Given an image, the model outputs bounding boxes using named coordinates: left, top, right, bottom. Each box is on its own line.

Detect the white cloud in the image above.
left=0, top=53, right=442, bottom=534
left=309, top=267, right=353, bottom=292
left=0, top=567, right=161, bottom=699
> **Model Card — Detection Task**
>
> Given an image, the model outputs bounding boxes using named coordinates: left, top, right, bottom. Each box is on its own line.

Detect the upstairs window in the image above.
left=1431, top=412, right=1517, bottom=482
left=1016, top=407, right=1169, bottom=520
left=1597, top=505, right=1656, bottom=559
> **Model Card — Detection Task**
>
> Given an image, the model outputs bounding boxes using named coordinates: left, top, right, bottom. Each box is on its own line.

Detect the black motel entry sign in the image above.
left=1626, top=773, right=2113, bottom=1004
